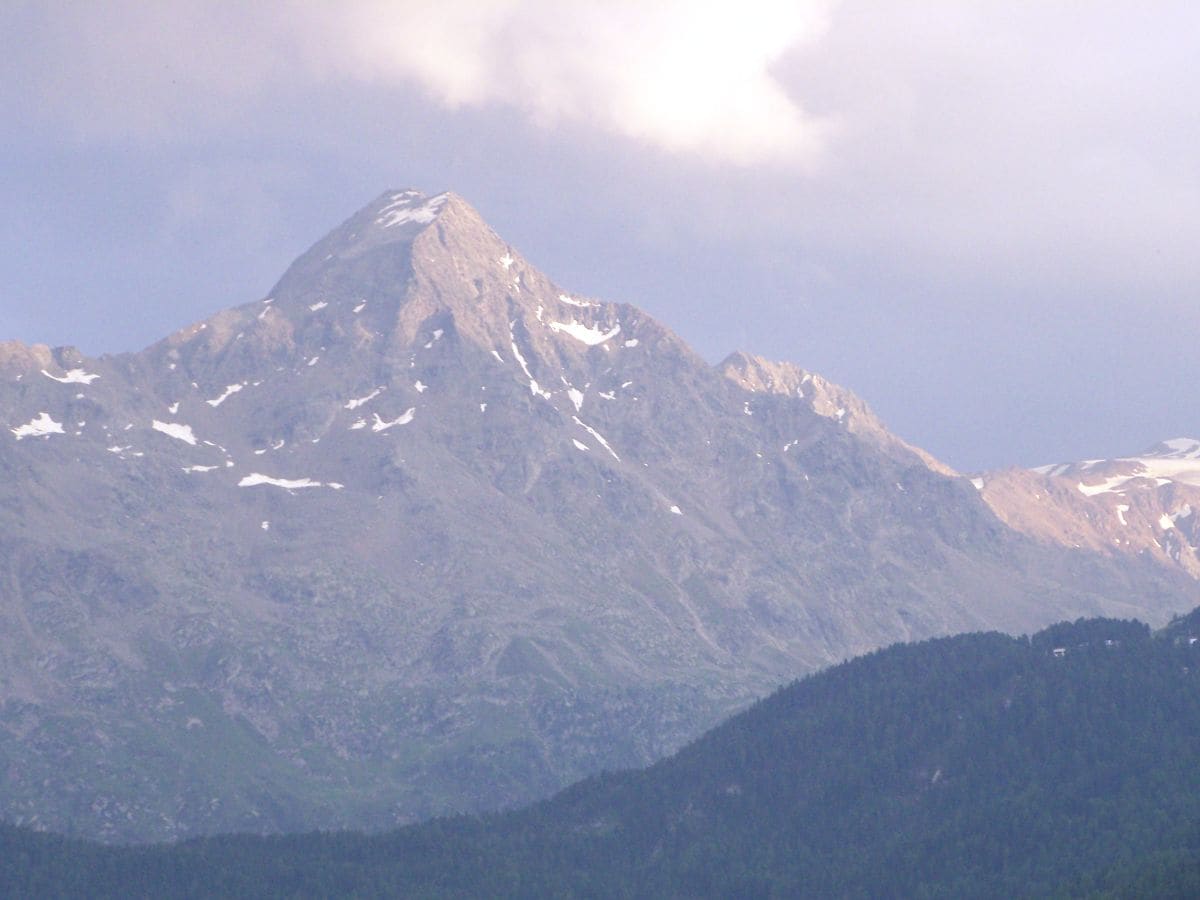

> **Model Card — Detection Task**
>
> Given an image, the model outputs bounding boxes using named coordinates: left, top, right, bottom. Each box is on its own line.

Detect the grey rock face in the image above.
left=1, top=190, right=1196, bottom=841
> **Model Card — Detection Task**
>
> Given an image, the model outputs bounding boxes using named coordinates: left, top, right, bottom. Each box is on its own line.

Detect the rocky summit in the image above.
left=1, top=190, right=1196, bottom=841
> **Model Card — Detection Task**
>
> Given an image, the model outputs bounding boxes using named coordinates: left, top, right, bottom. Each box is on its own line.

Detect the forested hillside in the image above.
left=7, top=611, right=1200, bottom=898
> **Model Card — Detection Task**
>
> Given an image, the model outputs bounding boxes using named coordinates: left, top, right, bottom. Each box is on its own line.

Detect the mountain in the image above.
left=8, top=612, right=1200, bottom=898
left=1, top=189, right=1196, bottom=841
left=978, top=438, right=1200, bottom=579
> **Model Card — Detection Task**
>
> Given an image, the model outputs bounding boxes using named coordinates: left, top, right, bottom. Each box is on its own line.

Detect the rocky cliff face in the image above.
left=2, top=190, right=1196, bottom=841
left=978, top=438, right=1200, bottom=579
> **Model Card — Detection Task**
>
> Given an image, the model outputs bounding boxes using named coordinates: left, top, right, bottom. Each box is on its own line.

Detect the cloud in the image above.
left=319, top=0, right=838, bottom=167
left=15, top=1, right=838, bottom=167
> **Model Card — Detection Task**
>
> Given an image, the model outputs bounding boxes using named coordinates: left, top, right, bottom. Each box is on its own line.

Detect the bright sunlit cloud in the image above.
left=24, top=0, right=838, bottom=167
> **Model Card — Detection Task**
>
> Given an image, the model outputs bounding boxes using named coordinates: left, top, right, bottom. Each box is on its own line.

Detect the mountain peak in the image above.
left=370, top=189, right=451, bottom=228
left=210, top=188, right=516, bottom=347
left=6, top=186, right=1200, bottom=843
left=307, top=187, right=461, bottom=260
left=146, top=186, right=659, bottom=404
left=717, top=350, right=954, bottom=473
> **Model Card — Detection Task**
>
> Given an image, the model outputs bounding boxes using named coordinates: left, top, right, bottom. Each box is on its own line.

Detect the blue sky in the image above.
left=2, top=1, right=1197, bottom=471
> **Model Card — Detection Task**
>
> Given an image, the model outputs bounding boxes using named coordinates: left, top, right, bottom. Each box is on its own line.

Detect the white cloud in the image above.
left=321, top=0, right=837, bottom=166
left=20, top=1, right=837, bottom=167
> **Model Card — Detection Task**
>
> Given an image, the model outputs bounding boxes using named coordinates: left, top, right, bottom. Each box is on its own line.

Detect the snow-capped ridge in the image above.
left=1031, top=438, right=1200, bottom=494
left=1147, top=438, right=1200, bottom=460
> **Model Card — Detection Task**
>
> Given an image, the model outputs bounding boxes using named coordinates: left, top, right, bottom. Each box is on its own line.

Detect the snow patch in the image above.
left=182, top=465, right=218, bottom=473
left=558, top=293, right=597, bottom=308
left=669, top=505, right=682, bottom=515
left=499, top=253, right=514, bottom=270
left=1077, top=476, right=1131, bottom=497
left=376, top=192, right=449, bottom=228
left=414, top=381, right=428, bottom=393
left=1160, top=513, right=1176, bottom=530
left=239, top=473, right=323, bottom=490
left=353, top=301, right=367, bottom=313
left=206, top=383, right=243, bottom=407
left=11, top=412, right=64, bottom=440
left=1044, top=445, right=1200, bottom=490
left=572, top=416, right=620, bottom=461
left=509, top=331, right=551, bottom=398
left=510, top=333, right=532, bottom=376
left=42, top=368, right=99, bottom=385
left=1032, top=463, right=1070, bottom=476
left=308, top=301, right=328, bottom=312
left=623, top=339, right=639, bottom=348
left=372, top=409, right=415, bottom=431
left=344, top=387, right=384, bottom=410
left=1116, top=504, right=1130, bottom=526
left=261, top=521, right=270, bottom=531
left=548, top=319, right=621, bottom=346
left=152, top=420, right=197, bottom=445
left=1157, top=438, right=1200, bottom=458
left=567, top=388, right=584, bottom=411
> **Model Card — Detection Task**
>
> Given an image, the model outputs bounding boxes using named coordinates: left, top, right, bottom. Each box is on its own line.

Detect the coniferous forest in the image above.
left=7, top=610, right=1200, bottom=898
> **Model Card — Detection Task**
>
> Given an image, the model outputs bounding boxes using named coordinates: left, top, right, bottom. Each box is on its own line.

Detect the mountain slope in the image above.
left=978, top=438, right=1200, bottom=578
left=1, top=189, right=1196, bottom=841
left=7, top=612, right=1200, bottom=898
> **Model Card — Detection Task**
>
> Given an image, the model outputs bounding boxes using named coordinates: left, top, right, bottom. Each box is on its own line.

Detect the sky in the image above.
left=1, top=1, right=1197, bottom=472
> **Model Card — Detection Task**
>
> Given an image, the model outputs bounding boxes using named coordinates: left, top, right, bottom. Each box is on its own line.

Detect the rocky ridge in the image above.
left=977, top=438, right=1200, bottom=579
